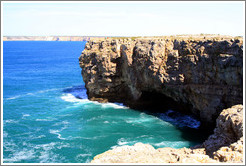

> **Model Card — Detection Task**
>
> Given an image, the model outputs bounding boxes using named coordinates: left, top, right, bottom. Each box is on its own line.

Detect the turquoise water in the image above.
left=3, top=41, right=205, bottom=163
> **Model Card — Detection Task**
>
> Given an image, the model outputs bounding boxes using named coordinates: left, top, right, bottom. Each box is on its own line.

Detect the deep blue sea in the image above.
left=3, top=41, right=206, bottom=163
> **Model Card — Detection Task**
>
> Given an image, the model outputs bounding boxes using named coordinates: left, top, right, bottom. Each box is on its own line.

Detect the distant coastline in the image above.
left=2, top=36, right=105, bottom=41
left=3, top=34, right=242, bottom=41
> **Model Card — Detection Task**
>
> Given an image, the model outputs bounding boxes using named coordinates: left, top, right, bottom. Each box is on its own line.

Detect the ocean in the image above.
left=3, top=41, right=207, bottom=163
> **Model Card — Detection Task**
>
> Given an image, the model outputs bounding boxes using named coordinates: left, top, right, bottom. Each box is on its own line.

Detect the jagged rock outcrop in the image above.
left=79, top=37, right=243, bottom=125
left=202, top=105, right=243, bottom=158
left=90, top=105, right=243, bottom=163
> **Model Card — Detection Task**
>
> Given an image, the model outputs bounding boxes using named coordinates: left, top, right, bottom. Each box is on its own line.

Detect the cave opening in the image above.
left=125, top=90, right=214, bottom=142
left=128, top=90, right=193, bottom=114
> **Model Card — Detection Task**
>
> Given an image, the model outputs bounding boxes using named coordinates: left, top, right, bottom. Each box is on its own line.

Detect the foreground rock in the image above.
left=91, top=105, right=243, bottom=163
left=202, top=104, right=243, bottom=161
left=91, top=143, right=217, bottom=163
left=79, top=36, right=243, bottom=126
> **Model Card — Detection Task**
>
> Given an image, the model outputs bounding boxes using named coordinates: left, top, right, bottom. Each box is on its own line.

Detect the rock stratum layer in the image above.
left=79, top=37, right=243, bottom=124
left=91, top=105, right=243, bottom=163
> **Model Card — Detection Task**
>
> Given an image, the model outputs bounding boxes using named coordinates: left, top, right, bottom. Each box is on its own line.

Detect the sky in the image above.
left=2, top=1, right=245, bottom=36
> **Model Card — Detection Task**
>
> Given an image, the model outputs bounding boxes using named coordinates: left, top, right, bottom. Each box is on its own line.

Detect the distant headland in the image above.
left=3, top=34, right=242, bottom=41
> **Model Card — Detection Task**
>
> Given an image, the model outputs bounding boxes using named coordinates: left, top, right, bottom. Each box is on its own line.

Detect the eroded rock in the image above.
left=79, top=37, right=243, bottom=125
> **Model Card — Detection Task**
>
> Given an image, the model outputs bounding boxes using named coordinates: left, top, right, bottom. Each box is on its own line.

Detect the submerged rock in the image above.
left=90, top=105, right=243, bottom=163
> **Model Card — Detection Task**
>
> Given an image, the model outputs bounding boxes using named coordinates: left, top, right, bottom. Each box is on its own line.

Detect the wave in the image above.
left=75, top=153, right=92, bottom=163
left=152, top=140, right=190, bottom=148
left=3, top=119, right=19, bottom=124
left=62, top=85, right=87, bottom=99
left=3, top=148, right=36, bottom=163
left=60, top=93, right=89, bottom=103
left=29, top=135, right=46, bottom=139
left=110, top=138, right=138, bottom=149
left=21, top=114, right=31, bottom=119
left=60, top=93, right=128, bottom=110
left=3, top=140, right=62, bottom=163
left=49, top=129, right=66, bottom=140
left=3, top=87, right=67, bottom=101
left=52, top=120, right=70, bottom=126
left=125, top=117, right=156, bottom=124
left=36, top=118, right=56, bottom=122
left=101, top=102, right=127, bottom=109
left=49, top=121, right=68, bottom=140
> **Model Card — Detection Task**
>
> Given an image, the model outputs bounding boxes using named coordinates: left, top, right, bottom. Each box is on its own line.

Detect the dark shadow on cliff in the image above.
left=122, top=90, right=213, bottom=145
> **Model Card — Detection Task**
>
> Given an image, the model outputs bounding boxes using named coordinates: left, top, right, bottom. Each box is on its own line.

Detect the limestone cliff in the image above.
left=79, top=37, right=243, bottom=125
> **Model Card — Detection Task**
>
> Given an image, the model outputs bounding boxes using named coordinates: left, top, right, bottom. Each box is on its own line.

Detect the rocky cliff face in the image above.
left=90, top=105, right=243, bottom=163
left=79, top=37, right=243, bottom=125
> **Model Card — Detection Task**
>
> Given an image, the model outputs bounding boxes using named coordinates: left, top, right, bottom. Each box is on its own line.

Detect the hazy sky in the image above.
left=2, top=1, right=245, bottom=36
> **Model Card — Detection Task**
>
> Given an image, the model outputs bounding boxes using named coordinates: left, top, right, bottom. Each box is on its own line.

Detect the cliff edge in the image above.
left=79, top=37, right=243, bottom=125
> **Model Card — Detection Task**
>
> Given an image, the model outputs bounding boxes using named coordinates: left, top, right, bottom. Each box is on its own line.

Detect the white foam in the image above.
left=3, top=139, right=18, bottom=153
left=53, top=120, right=69, bottom=126
left=29, top=135, right=46, bottom=139
left=4, top=87, right=64, bottom=100
left=86, top=116, right=104, bottom=122
left=60, top=93, right=89, bottom=103
left=49, top=125, right=67, bottom=140
left=101, top=102, right=127, bottom=109
left=3, top=148, right=36, bottom=162
left=21, top=114, right=31, bottom=119
left=36, top=143, right=66, bottom=163
left=117, top=138, right=137, bottom=146
left=56, top=143, right=71, bottom=149
left=118, top=141, right=128, bottom=146
left=75, top=153, right=92, bottom=162
left=153, top=141, right=190, bottom=148
left=4, top=95, right=22, bottom=100
left=76, top=153, right=92, bottom=158
left=125, top=117, right=155, bottom=124
left=49, top=129, right=66, bottom=140
left=60, top=93, right=128, bottom=110
left=3, top=119, right=19, bottom=124
left=36, top=118, right=55, bottom=121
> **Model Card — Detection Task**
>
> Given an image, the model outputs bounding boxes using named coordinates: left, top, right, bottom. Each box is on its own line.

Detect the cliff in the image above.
left=79, top=36, right=244, bottom=163
left=79, top=37, right=243, bottom=125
